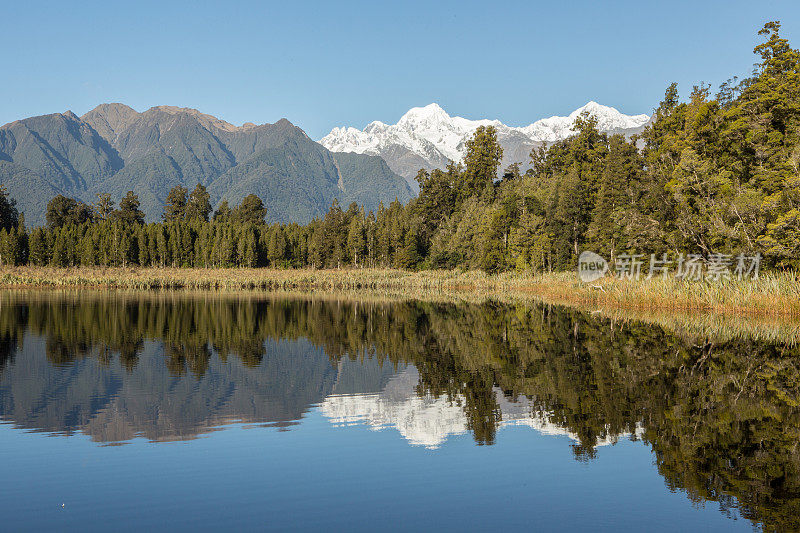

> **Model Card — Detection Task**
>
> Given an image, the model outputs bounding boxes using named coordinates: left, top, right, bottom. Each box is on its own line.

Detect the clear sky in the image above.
left=2, top=0, right=799, bottom=139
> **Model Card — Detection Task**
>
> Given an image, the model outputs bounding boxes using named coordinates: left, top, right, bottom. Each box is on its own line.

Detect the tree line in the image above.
left=0, top=22, right=796, bottom=272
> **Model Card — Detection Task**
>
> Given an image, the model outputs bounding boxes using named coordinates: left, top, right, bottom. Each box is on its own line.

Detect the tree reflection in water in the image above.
left=0, top=291, right=798, bottom=530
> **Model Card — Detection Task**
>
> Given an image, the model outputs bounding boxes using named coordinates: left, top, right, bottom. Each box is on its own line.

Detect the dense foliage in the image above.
left=0, top=23, right=797, bottom=272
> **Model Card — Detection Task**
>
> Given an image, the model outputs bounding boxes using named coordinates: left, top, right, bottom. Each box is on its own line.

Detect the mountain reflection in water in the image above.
left=322, top=367, right=643, bottom=449
left=0, top=291, right=799, bottom=530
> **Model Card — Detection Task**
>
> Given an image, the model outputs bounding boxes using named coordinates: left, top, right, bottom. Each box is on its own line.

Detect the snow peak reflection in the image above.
left=577, top=251, right=761, bottom=281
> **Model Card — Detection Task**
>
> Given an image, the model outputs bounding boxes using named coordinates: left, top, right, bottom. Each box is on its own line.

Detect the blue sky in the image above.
left=2, top=0, right=799, bottom=139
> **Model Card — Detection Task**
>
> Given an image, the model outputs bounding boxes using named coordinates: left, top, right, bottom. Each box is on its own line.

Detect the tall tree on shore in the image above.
left=93, top=193, right=115, bottom=221
left=116, top=191, right=145, bottom=225
left=347, top=210, right=366, bottom=267
left=233, top=195, right=267, bottom=225
left=462, top=125, right=503, bottom=199
left=163, top=186, right=188, bottom=221
left=213, top=201, right=232, bottom=223
left=46, top=195, right=92, bottom=228
left=186, top=184, right=212, bottom=222
left=0, top=186, right=19, bottom=231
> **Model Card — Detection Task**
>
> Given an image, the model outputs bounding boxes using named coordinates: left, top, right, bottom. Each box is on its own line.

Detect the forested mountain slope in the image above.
left=0, top=104, right=413, bottom=225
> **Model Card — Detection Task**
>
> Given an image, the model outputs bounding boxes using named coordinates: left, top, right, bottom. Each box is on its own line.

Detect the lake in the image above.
left=0, top=291, right=797, bottom=531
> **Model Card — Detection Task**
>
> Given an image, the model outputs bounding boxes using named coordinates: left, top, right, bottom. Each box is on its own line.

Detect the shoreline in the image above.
left=0, top=266, right=798, bottom=318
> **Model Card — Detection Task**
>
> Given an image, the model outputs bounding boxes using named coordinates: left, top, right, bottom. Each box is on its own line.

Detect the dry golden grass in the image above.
left=0, top=266, right=798, bottom=317
left=0, top=266, right=507, bottom=291
left=520, top=271, right=800, bottom=317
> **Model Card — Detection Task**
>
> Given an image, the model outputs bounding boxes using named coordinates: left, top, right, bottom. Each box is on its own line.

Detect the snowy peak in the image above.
left=319, top=102, right=650, bottom=190
left=518, top=101, right=649, bottom=143
left=569, top=101, right=649, bottom=130
left=397, top=102, right=449, bottom=125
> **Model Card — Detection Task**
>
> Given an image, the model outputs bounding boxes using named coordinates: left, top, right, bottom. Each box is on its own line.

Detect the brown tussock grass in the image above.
left=0, top=266, right=797, bottom=318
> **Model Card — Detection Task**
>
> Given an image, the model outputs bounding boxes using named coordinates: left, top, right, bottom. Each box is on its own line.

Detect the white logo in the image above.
left=578, top=251, right=608, bottom=282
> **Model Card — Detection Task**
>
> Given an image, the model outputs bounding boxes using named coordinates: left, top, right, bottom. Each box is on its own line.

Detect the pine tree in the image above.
left=397, top=225, right=422, bottom=269
left=138, top=226, right=150, bottom=266
left=156, top=225, right=169, bottom=267
left=266, top=225, right=286, bottom=267
left=181, top=223, right=194, bottom=267
left=0, top=229, right=10, bottom=265
left=28, top=227, right=47, bottom=265
left=51, top=229, right=69, bottom=267
left=0, top=186, right=19, bottom=231
left=242, top=228, right=258, bottom=268
left=308, top=222, right=326, bottom=268
left=213, top=201, right=232, bottom=223
left=79, top=232, right=96, bottom=265
left=347, top=212, right=366, bottom=267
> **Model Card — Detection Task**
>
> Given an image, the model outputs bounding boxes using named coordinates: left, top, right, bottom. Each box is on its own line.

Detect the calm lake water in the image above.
left=0, top=291, right=797, bottom=531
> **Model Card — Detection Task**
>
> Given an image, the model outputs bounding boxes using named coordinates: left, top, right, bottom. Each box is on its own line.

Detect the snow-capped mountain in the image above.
left=320, top=366, right=642, bottom=449
left=320, top=102, right=650, bottom=191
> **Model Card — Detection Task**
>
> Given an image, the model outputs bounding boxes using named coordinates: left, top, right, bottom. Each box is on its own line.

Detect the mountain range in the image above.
left=0, top=104, right=413, bottom=226
left=0, top=101, right=650, bottom=226
left=320, top=102, right=651, bottom=191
